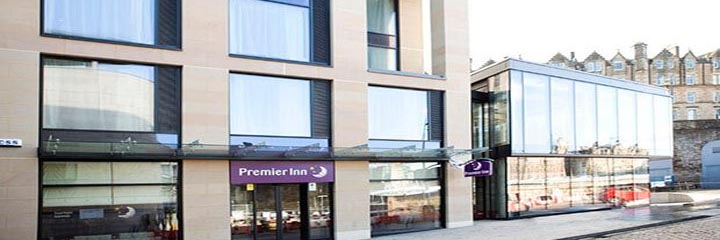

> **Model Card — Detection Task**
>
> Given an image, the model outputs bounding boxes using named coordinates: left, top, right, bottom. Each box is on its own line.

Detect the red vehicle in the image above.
left=599, top=186, right=651, bottom=206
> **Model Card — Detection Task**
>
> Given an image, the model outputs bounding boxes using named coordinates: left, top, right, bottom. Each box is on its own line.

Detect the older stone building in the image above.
left=547, top=43, right=720, bottom=186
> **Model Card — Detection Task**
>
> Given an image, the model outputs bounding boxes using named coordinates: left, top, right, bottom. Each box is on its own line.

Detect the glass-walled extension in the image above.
left=471, top=59, right=672, bottom=219
left=508, top=70, right=673, bottom=156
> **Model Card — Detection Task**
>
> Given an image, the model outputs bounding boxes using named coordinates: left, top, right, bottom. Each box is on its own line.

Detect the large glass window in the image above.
left=550, top=78, right=575, bottom=153
left=230, top=73, right=311, bottom=137
left=574, top=82, right=597, bottom=153
left=523, top=73, right=550, bottom=153
left=502, top=70, right=671, bottom=157
left=229, top=0, right=310, bottom=62
left=367, top=0, right=398, bottom=70
left=368, top=47, right=398, bottom=71
left=369, top=87, right=429, bottom=140
left=369, top=162, right=442, bottom=236
left=510, top=71, right=524, bottom=152
left=507, top=157, right=649, bottom=217
left=654, top=96, right=672, bottom=156
left=44, top=0, right=156, bottom=44
left=492, top=73, right=510, bottom=146
left=617, top=90, right=637, bottom=148
left=597, top=86, right=618, bottom=147
left=636, top=93, right=654, bottom=154
left=41, top=161, right=179, bottom=240
left=43, top=58, right=155, bottom=132
left=367, top=0, right=397, bottom=35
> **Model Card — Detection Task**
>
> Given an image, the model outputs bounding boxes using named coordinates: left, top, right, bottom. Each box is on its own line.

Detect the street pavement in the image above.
left=373, top=205, right=720, bottom=240
left=597, top=215, right=720, bottom=240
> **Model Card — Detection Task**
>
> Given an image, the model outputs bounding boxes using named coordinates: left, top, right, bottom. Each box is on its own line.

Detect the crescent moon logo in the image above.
left=473, top=162, right=483, bottom=171
left=311, top=166, right=328, bottom=178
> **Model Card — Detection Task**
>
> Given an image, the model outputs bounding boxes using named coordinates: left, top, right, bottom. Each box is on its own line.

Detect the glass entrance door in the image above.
left=231, top=183, right=332, bottom=240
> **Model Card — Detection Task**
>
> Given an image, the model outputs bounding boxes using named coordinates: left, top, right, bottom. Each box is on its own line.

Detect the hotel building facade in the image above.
left=0, top=0, right=472, bottom=239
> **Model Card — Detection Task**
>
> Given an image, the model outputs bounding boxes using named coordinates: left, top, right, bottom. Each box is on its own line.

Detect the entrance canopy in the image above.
left=38, top=140, right=486, bottom=161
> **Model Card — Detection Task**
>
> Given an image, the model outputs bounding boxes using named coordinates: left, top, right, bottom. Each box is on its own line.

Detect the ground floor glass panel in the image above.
left=40, top=161, right=179, bottom=240
left=369, top=162, right=442, bottom=236
left=506, top=157, right=650, bottom=217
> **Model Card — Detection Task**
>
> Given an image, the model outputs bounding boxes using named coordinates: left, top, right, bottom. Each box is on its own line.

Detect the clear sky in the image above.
left=468, top=0, right=720, bottom=69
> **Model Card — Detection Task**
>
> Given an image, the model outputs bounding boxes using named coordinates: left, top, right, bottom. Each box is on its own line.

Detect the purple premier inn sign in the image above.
left=231, top=161, right=334, bottom=184
left=464, top=159, right=493, bottom=177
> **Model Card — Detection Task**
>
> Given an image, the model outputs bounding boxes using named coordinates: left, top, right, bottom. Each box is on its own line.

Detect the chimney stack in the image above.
left=570, top=51, right=576, bottom=61
left=675, top=46, right=680, bottom=57
left=634, top=42, right=648, bottom=71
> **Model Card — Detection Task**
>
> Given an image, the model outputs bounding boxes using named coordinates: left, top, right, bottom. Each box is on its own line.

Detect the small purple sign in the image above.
left=231, top=161, right=334, bottom=184
left=464, top=159, right=493, bottom=177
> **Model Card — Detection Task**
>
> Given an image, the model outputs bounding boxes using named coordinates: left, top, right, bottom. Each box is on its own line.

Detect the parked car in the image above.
left=599, top=185, right=650, bottom=206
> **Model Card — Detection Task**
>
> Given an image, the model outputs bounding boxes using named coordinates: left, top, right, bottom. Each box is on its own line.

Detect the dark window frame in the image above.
left=40, top=0, right=183, bottom=50
left=228, top=0, right=332, bottom=66
left=39, top=55, right=182, bottom=147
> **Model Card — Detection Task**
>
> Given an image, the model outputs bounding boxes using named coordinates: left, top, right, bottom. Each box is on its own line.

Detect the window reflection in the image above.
left=550, top=78, right=575, bottom=154
left=510, top=71, right=524, bottom=152
left=636, top=93, right=654, bottom=155
left=575, top=82, right=597, bottom=154
left=43, top=58, right=155, bottom=132
left=41, top=162, right=179, bottom=240
left=369, top=162, right=441, bottom=236
left=491, top=72, right=510, bottom=146
left=522, top=74, right=550, bottom=153
left=618, top=90, right=638, bottom=148
left=507, top=70, right=671, bottom=157
left=654, top=96, right=673, bottom=156
left=507, top=157, right=651, bottom=216
left=597, top=86, right=618, bottom=148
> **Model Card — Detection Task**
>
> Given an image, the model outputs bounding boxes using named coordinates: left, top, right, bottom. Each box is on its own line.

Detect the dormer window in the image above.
left=655, top=60, right=664, bottom=69
left=613, top=61, right=624, bottom=71
left=686, top=60, right=695, bottom=69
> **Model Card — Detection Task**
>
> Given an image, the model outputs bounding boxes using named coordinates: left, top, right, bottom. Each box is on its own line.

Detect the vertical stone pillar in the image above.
left=181, top=65, right=231, bottom=240
left=0, top=49, right=40, bottom=239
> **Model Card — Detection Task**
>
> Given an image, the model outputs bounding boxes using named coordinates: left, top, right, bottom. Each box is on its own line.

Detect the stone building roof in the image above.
left=549, top=52, right=570, bottom=63
left=683, top=50, right=697, bottom=60
left=583, top=51, right=609, bottom=64
left=652, top=48, right=676, bottom=59
left=610, top=52, right=628, bottom=62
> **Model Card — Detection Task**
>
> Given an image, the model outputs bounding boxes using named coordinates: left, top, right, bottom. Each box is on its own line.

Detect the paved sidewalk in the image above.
left=599, top=215, right=720, bottom=240
left=373, top=205, right=720, bottom=240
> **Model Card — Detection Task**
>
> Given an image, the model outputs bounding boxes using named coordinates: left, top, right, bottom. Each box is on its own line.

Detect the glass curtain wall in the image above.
left=491, top=72, right=510, bottom=146
left=508, top=70, right=672, bottom=156
left=550, top=78, right=575, bottom=154
left=369, top=162, right=442, bottom=236
left=506, top=157, right=650, bottom=217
